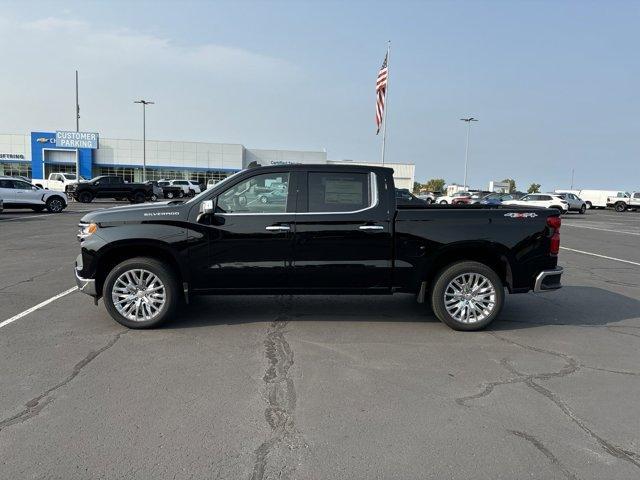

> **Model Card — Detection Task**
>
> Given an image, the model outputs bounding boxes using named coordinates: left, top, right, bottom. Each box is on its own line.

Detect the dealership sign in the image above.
left=55, top=131, right=99, bottom=149
left=0, top=153, right=26, bottom=160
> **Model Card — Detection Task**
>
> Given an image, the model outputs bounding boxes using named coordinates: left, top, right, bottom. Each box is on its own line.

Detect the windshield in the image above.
left=65, top=174, right=77, bottom=180
left=185, top=170, right=245, bottom=205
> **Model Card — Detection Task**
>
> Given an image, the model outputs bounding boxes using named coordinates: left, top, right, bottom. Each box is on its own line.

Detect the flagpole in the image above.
left=380, top=40, right=390, bottom=166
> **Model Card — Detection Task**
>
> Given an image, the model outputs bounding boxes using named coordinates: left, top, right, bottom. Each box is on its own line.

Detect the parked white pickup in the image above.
left=32, top=172, right=81, bottom=192
left=607, top=192, right=640, bottom=212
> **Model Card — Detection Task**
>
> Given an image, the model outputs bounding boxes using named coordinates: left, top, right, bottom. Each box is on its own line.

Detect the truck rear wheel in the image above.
left=430, top=261, right=504, bottom=331
left=130, top=191, right=146, bottom=203
left=103, top=257, right=178, bottom=329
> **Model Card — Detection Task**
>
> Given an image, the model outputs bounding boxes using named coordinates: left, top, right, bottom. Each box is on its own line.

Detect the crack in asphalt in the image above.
left=0, top=267, right=62, bottom=292
left=250, top=296, right=306, bottom=480
left=508, top=430, right=578, bottom=480
left=607, top=326, right=640, bottom=339
left=0, top=330, right=127, bottom=432
left=457, top=332, right=640, bottom=469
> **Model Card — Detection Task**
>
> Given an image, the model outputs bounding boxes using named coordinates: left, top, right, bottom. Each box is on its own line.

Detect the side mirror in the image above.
left=200, top=199, right=215, bottom=215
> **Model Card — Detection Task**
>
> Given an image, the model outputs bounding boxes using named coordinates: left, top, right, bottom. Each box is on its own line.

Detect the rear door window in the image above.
left=308, top=172, right=371, bottom=213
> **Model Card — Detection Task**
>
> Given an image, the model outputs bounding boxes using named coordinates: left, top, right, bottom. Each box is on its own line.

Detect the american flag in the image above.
left=375, top=53, right=388, bottom=135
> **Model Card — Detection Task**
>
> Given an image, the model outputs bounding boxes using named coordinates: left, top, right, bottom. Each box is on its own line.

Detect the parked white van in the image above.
left=577, top=190, right=627, bottom=209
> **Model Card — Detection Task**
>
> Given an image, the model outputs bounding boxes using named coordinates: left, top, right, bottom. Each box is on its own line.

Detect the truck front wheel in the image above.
left=103, top=257, right=178, bottom=328
left=430, top=261, right=504, bottom=331
left=615, top=202, right=627, bottom=212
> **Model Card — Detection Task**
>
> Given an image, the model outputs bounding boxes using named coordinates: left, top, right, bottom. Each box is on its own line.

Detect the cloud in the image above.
left=0, top=15, right=303, bottom=141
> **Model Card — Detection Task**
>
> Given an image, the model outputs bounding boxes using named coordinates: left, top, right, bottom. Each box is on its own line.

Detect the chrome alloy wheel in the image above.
left=111, top=269, right=166, bottom=322
left=444, top=273, right=496, bottom=324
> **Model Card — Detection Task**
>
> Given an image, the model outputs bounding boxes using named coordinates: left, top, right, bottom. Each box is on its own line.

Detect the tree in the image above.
left=423, top=178, right=446, bottom=193
left=501, top=178, right=516, bottom=193
left=528, top=183, right=541, bottom=194
left=413, top=182, right=422, bottom=193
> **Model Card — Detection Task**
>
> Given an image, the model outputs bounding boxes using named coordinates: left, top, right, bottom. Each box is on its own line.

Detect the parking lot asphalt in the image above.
left=1, top=205, right=639, bottom=479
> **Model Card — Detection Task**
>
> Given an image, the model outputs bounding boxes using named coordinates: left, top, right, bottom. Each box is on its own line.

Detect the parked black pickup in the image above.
left=74, top=165, right=563, bottom=330
left=67, top=175, right=153, bottom=203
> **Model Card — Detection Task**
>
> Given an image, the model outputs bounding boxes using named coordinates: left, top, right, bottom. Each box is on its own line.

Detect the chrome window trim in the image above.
left=218, top=172, right=379, bottom=216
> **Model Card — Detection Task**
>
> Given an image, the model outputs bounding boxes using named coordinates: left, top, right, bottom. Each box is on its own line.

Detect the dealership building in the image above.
left=0, top=131, right=415, bottom=189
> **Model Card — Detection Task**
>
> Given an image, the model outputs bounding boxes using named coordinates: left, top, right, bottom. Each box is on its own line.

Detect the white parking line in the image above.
left=0, top=214, right=52, bottom=222
left=0, top=287, right=78, bottom=330
left=563, top=223, right=640, bottom=236
left=560, top=247, right=640, bottom=266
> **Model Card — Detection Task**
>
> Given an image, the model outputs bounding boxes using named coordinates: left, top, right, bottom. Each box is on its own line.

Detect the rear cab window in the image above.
left=307, top=172, right=373, bottom=213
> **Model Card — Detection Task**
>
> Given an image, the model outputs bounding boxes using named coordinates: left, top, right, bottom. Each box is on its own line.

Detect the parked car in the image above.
left=607, top=192, right=640, bottom=212
left=576, top=190, right=626, bottom=210
left=156, top=181, right=184, bottom=199
left=0, top=176, right=68, bottom=212
left=66, top=176, right=153, bottom=203
left=167, top=180, right=202, bottom=196
left=32, top=172, right=82, bottom=192
left=435, top=191, right=472, bottom=204
left=502, top=194, right=569, bottom=213
left=416, top=192, right=437, bottom=204
left=74, top=165, right=563, bottom=332
left=475, top=193, right=514, bottom=205
left=555, top=193, right=587, bottom=214
left=257, top=189, right=287, bottom=204
left=396, top=188, right=429, bottom=206
left=145, top=181, right=163, bottom=202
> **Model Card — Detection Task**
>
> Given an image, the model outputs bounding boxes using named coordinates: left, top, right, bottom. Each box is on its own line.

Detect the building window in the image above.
left=0, top=162, right=32, bottom=178
left=94, top=166, right=236, bottom=184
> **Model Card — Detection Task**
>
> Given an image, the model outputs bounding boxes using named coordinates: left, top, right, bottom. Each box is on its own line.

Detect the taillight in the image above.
left=547, top=216, right=561, bottom=255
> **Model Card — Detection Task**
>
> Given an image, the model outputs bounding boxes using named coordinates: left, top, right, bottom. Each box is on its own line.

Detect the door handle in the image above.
left=265, top=225, right=291, bottom=231
left=359, top=225, right=384, bottom=231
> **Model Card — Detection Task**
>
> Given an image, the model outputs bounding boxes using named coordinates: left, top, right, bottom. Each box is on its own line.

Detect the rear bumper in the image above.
left=534, top=267, right=563, bottom=292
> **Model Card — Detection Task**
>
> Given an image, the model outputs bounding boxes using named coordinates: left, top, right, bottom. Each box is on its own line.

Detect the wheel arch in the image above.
left=94, top=240, right=186, bottom=297
left=422, top=242, right=514, bottom=293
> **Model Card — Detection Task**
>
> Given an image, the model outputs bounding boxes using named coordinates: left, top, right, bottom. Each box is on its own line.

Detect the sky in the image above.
left=1, top=0, right=638, bottom=191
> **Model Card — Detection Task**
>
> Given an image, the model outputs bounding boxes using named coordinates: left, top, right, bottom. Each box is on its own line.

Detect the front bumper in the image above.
left=75, top=254, right=97, bottom=296
left=534, top=267, right=563, bottom=292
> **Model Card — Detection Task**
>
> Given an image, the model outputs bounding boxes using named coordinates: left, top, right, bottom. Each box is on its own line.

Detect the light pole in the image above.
left=460, top=117, right=478, bottom=188
left=134, top=99, right=154, bottom=182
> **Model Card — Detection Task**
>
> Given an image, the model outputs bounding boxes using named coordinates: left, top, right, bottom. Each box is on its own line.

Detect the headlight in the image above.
left=77, top=222, right=98, bottom=241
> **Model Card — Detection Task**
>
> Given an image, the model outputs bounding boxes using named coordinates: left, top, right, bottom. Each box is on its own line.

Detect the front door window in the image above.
left=217, top=173, right=290, bottom=214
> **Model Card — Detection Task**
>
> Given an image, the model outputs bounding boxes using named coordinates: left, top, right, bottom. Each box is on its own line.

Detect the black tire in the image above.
left=45, top=196, right=66, bottom=213
left=78, top=191, right=93, bottom=203
left=430, top=261, right=505, bottom=331
left=579, top=204, right=586, bottom=214
left=585, top=201, right=592, bottom=209
left=103, top=257, right=179, bottom=329
left=178, top=191, right=185, bottom=198
left=260, top=195, right=268, bottom=204
left=615, top=202, right=626, bottom=213
left=439, top=200, right=448, bottom=205
left=165, top=191, right=174, bottom=199
left=132, top=191, right=146, bottom=203
left=425, top=198, right=433, bottom=204
left=151, top=194, right=158, bottom=202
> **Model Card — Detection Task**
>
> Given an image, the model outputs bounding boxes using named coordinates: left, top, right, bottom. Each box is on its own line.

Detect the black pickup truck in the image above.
left=74, top=165, right=563, bottom=330
left=67, top=176, right=153, bottom=203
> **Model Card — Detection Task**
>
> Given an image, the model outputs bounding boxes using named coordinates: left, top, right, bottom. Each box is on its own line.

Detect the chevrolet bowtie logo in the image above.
left=36, top=137, right=51, bottom=143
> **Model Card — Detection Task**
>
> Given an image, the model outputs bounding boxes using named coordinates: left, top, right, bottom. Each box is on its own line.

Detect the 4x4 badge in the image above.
left=504, top=212, right=538, bottom=218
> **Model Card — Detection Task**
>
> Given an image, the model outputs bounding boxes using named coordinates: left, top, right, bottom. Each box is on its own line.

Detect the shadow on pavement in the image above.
left=160, top=286, right=640, bottom=331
